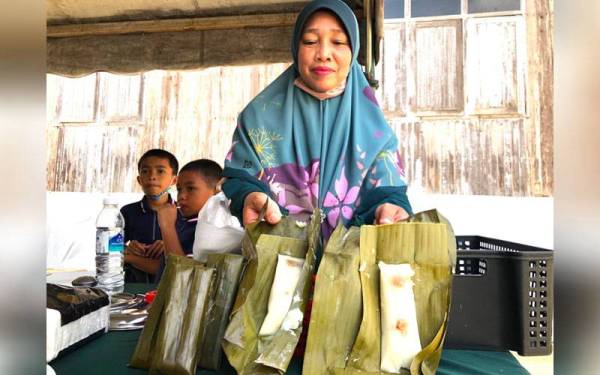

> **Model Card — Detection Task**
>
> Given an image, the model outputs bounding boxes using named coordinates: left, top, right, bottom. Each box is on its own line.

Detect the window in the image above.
left=465, top=17, right=526, bottom=114
left=415, top=20, right=463, bottom=112
left=411, top=0, right=461, bottom=17
left=54, top=74, right=97, bottom=123
left=468, top=0, right=521, bottom=14
left=384, top=0, right=405, bottom=19
left=381, top=0, right=526, bottom=116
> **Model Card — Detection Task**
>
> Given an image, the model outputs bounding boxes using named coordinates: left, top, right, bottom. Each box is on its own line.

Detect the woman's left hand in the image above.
left=374, top=203, right=409, bottom=224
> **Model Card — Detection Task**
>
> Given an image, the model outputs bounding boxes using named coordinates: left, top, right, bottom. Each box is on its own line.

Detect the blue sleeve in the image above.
left=221, top=167, right=288, bottom=226
left=176, top=220, right=197, bottom=255
left=350, top=186, right=413, bottom=226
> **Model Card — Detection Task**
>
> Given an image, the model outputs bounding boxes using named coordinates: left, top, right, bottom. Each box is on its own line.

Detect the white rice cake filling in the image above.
left=379, top=262, right=422, bottom=373
left=259, top=254, right=305, bottom=336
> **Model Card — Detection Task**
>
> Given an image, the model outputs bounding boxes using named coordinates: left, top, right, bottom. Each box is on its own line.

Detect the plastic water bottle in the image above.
left=95, top=197, right=125, bottom=295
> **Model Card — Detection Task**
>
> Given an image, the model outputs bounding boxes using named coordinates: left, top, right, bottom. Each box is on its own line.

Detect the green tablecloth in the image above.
left=50, top=284, right=530, bottom=375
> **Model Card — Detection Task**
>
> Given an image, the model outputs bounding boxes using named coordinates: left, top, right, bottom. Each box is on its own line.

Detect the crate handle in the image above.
left=454, top=258, right=486, bottom=276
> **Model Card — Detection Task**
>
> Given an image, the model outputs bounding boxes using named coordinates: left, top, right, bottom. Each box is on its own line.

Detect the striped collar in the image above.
left=140, top=194, right=175, bottom=214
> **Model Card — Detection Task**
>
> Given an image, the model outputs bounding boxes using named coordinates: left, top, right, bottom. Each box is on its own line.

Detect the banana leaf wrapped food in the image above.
left=129, top=253, right=246, bottom=373
left=198, top=253, right=245, bottom=370
left=303, top=209, right=456, bottom=375
left=129, top=256, right=216, bottom=375
left=222, top=211, right=321, bottom=374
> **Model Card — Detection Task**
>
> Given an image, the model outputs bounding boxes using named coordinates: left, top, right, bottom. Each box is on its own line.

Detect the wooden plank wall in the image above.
left=46, top=0, right=552, bottom=196
left=373, top=0, right=552, bottom=196
left=391, top=118, right=530, bottom=195
left=526, top=0, right=554, bottom=196
left=46, top=64, right=289, bottom=192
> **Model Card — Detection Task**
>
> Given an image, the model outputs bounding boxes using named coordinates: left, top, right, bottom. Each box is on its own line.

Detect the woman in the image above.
left=222, top=0, right=412, bottom=241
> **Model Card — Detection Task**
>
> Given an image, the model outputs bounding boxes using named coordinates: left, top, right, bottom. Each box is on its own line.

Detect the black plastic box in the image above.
left=444, top=236, right=553, bottom=356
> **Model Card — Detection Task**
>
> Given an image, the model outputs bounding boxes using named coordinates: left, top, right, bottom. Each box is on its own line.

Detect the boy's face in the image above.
left=137, top=156, right=177, bottom=197
left=176, top=170, right=216, bottom=218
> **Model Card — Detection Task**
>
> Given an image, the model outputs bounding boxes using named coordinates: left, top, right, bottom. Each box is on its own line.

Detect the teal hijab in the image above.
left=223, top=0, right=411, bottom=237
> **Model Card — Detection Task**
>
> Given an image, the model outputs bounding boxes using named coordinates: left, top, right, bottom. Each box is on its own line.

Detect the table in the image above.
left=49, top=284, right=530, bottom=375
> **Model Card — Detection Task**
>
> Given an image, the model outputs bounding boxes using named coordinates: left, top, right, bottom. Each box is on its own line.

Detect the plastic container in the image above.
left=95, top=197, right=125, bottom=295
left=444, top=236, right=553, bottom=356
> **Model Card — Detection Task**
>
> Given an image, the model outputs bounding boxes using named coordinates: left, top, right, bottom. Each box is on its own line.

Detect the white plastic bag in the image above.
left=193, top=192, right=245, bottom=262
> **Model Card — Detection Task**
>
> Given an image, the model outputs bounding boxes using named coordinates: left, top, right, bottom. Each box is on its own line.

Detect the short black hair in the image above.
left=138, top=149, right=179, bottom=174
left=179, top=159, right=223, bottom=189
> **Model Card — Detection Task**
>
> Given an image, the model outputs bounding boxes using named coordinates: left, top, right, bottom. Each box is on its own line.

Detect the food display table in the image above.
left=49, top=284, right=530, bottom=375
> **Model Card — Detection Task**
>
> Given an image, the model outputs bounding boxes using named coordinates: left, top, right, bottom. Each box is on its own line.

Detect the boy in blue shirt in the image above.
left=121, top=149, right=185, bottom=283
left=154, top=159, right=223, bottom=281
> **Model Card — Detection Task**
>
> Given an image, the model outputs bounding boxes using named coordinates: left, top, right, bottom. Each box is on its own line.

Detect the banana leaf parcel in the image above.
left=198, top=253, right=246, bottom=370
left=222, top=211, right=321, bottom=374
left=129, top=256, right=216, bottom=375
left=303, top=209, right=456, bottom=375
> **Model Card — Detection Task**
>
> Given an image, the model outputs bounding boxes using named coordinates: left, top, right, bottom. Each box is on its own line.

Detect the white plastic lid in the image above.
left=103, top=197, right=119, bottom=205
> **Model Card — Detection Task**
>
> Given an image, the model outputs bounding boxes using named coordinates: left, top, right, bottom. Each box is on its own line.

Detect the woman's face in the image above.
left=297, top=10, right=352, bottom=93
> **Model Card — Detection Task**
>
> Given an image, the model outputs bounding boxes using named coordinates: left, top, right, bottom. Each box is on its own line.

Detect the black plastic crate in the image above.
left=444, top=236, right=553, bottom=356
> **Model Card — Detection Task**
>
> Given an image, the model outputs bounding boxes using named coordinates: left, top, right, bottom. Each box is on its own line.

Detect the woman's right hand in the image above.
left=243, top=192, right=282, bottom=226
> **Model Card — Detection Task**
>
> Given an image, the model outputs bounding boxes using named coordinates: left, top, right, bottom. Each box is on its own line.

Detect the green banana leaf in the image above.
left=129, top=255, right=178, bottom=369
left=303, top=210, right=456, bottom=375
left=226, top=214, right=311, bottom=324
left=223, top=211, right=321, bottom=375
left=198, top=253, right=246, bottom=370
left=407, top=209, right=457, bottom=268
left=130, top=256, right=216, bottom=375
left=303, top=224, right=363, bottom=375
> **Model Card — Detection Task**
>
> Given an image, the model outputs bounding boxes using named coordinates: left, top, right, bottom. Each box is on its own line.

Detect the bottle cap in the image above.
left=144, top=290, right=158, bottom=304
left=103, top=197, right=119, bottom=205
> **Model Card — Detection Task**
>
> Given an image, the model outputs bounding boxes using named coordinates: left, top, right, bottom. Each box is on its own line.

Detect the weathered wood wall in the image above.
left=525, top=0, right=553, bottom=196
left=392, top=118, right=531, bottom=195
left=373, top=0, right=552, bottom=196
left=47, top=0, right=553, bottom=196
left=47, top=64, right=289, bottom=192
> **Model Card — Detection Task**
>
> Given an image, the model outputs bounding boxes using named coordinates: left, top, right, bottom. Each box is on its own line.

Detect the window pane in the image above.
left=468, top=0, right=521, bottom=13
left=411, top=0, right=460, bottom=17
left=58, top=74, right=97, bottom=123
left=380, top=24, right=407, bottom=113
left=385, top=0, right=405, bottom=19
left=414, top=20, right=463, bottom=112
left=465, top=17, right=525, bottom=114
left=98, top=73, right=142, bottom=121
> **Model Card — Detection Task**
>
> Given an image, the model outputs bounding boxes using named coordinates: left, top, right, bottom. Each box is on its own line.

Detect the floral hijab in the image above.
left=224, top=0, right=410, bottom=237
